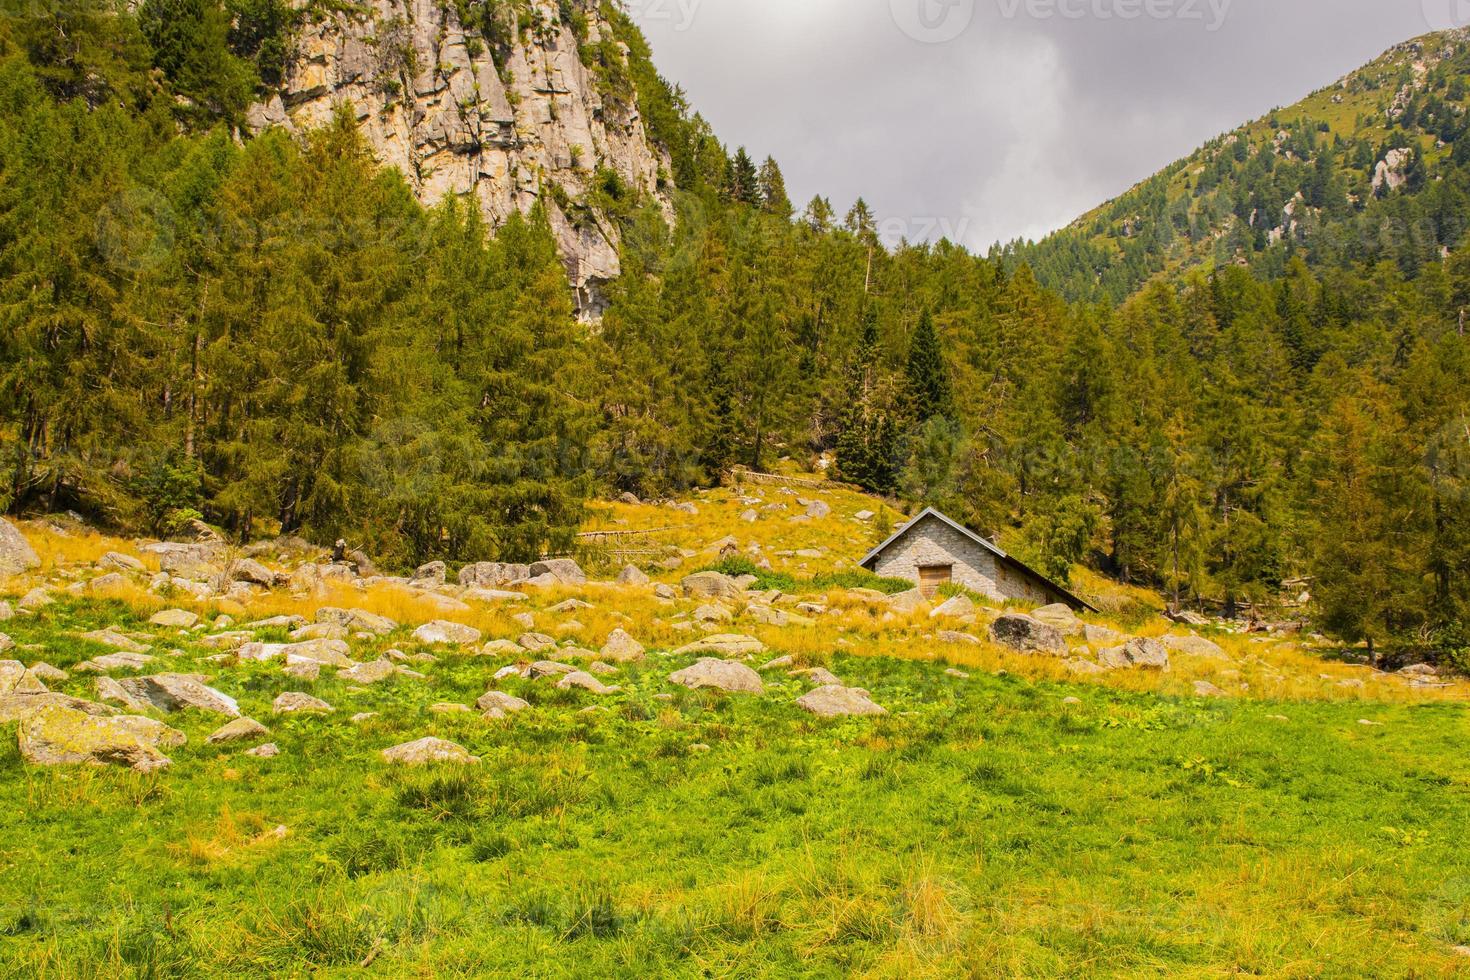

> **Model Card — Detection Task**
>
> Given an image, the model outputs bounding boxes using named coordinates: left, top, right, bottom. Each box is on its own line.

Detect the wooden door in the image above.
left=918, top=565, right=953, bottom=598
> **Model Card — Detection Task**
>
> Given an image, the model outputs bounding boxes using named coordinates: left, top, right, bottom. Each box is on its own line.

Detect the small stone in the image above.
left=796, top=667, right=843, bottom=687
left=350, top=712, right=379, bottom=724
left=669, top=658, right=764, bottom=694
left=557, top=671, right=619, bottom=694
left=272, top=692, right=332, bottom=715
left=476, top=691, right=530, bottom=718
left=796, top=685, right=886, bottom=717
left=944, top=668, right=970, bottom=679
left=429, top=703, right=472, bottom=714
left=149, top=609, right=199, bottom=629
left=518, top=632, right=556, bottom=652
left=338, top=660, right=397, bottom=684
left=245, top=743, right=280, bottom=758
left=382, top=737, right=479, bottom=766
left=413, top=620, right=483, bottom=646
left=1193, top=680, right=1227, bottom=698
left=760, top=655, right=795, bottom=671
left=207, top=717, right=269, bottom=744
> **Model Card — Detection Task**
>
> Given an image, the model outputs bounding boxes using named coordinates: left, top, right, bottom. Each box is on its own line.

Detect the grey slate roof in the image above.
left=858, top=507, right=1097, bottom=612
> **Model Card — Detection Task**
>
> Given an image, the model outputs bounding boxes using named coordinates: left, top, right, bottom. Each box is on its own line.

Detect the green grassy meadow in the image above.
left=2, top=601, right=1469, bottom=977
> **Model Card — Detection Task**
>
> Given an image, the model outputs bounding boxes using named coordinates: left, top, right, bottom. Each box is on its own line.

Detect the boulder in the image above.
left=18, top=588, right=53, bottom=611
left=805, top=500, right=832, bottom=519
left=27, top=663, right=68, bottom=684
left=99, top=552, right=145, bottom=573
left=669, top=658, right=764, bottom=694
left=459, top=562, right=531, bottom=588
left=245, top=743, right=280, bottom=758
left=556, top=671, right=618, bottom=694
left=886, top=589, right=927, bottom=615
left=547, top=598, right=593, bottom=614
left=0, top=660, right=26, bottom=695
left=1031, top=603, right=1083, bottom=636
left=988, top=615, right=1066, bottom=656
left=272, top=692, right=332, bottom=714
left=116, top=675, right=240, bottom=717
left=617, top=491, right=640, bottom=505
left=599, top=629, right=645, bottom=663
left=673, top=634, right=765, bottom=658
left=1193, top=680, right=1227, bottom=698
left=19, top=704, right=183, bottom=773
left=518, top=632, right=556, bottom=652
left=0, top=518, right=40, bottom=577
left=747, top=604, right=789, bottom=627
left=480, top=639, right=524, bottom=658
left=411, top=561, right=447, bottom=586
left=938, top=630, right=981, bottom=646
left=245, top=615, right=308, bottom=630
left=95, top=676, right=153, bottom=712
left=615, top=565, right=651, bottom=586
left=282, top=660, right=320, bottom=681
left=527, top=559, right=586, bottom=586
left=524, top=661, right=576, bottom=680
left=79, top=629, right=149, bottom=654
left=680, top=571, right=744, bottom=601
left=206, top=717, right=270, bottom=744
left=382, top=737, right=479, bottom=766
left=149, top=609, right=199, bottom=629
left=462, top=588, right=529, bottom=604
left=760, top=655, right=795, bottom=671
left=476, top=690, right=530, bottom=718
left=1083, top=624, right=1125, bottom=648
left=796, top=685, right=886, bottom=718
left=929, top=595, right=975, bottom=619
left=0, top=601, right=11, bottom=621
left=315, top=607, right=396, bottom=635
left=412, top=620, right=483, bottom=646
left=796, top=667, right=843, bottom=686
left=0, top=692, right=117, bottom=724
left=238, top=639, right=353, bottom=668
left=1162, top=634, right=1230, bottom=661
left=338, top=660, right=398, bottom=685
left=290, top=623, right=348, bottom=642
left=694, top=603, right=732, bottom=623
left=73, top=651, right=154, bottom=674
left=1066, top=658, right=1107, bottom=676
left=1098, top=637, right=1171, bottom=671
left=225, top=558, right=277, bottom=587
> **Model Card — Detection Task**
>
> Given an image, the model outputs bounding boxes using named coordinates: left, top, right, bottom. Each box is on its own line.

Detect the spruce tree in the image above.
left=905, top=310, right=952, bottom=422
left=758, top=156, right=793, bottom=219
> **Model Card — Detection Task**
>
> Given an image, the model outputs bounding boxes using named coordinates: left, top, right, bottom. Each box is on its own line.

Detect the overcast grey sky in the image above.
left=628, top=0, right=1451, bottom=250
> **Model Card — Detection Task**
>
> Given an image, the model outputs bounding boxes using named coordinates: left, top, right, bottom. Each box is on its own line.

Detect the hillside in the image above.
left=1001, top=29, right=1470, bottom=303
left=2, top=481, right=1469, bottom=974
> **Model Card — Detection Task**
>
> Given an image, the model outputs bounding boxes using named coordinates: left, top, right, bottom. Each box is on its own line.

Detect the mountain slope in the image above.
left=1001, top=29, right=1470, bottom=303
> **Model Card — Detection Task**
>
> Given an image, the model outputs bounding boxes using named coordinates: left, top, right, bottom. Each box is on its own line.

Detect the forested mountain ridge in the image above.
left=998, top=28, right=1470, bottom=304
left=4, top=4, right=1470, bottom=657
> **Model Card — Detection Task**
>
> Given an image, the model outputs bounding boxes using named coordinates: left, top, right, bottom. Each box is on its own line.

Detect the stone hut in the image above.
left=858, top=507, right=1094, bottom=611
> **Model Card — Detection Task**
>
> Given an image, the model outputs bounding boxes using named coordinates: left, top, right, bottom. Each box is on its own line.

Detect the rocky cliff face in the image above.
left=249, top=0, right=671, bottom=317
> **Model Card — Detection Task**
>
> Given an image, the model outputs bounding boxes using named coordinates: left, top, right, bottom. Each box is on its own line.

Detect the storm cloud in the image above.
left=629, top=0, right=1445, bottom=249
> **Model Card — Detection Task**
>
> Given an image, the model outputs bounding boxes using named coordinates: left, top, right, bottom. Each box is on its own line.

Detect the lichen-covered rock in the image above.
left=315, top=607, right=396, bottom=635
left=518, top=632, right=557, bottom=652
left=796, top=685, right=886, bottom=718
left=988, top=615, right=1066, bottom=656
left=116, top=675, right=240, bottom=717
left=381, top=737, right=479, bottom=766
left=599, top=629, right=645, bottom=663
left=1162, top=634, right=1230, bottom=661
left=19, top=703, right=183, bottom=773
left=556, top=671, right=618, bottom=694
left=929, top=595, right=975, bottom=619
left=78, top=629, right=150, bottom=654
left=669, top=658, right=764, bottom=694
left=1031, top=603, right=1084, bottom=636
left=672, top=634, right=765, bottom=658
left=681, top=571, right=744, bottom=601
left=886, top=589, right=927, bottom=614
left=528, top=559, right=587, bottom=586
left=206, top=717, right=270, bottom=744
left=412, top=620, right=483, bottom=646
left=238, top=639, right=353, bottom=668
left=796, top=667, right=843, bottom=687
left=459, top=562, right=531, bottom=588
left=338, top=660, right=399, bottom=685
left=0, top=692, right=117, bottom=724
left=616, top=565, right=651, bottom=586
left=0, top=518, right=40, bottom=577
left=476, top=690, right=530, bottom=719
left=1098, top=637, right=1171, bottom=672
left=149, top=609, right=200, bottom=629
left=273, top=692, right=333, bottom=715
